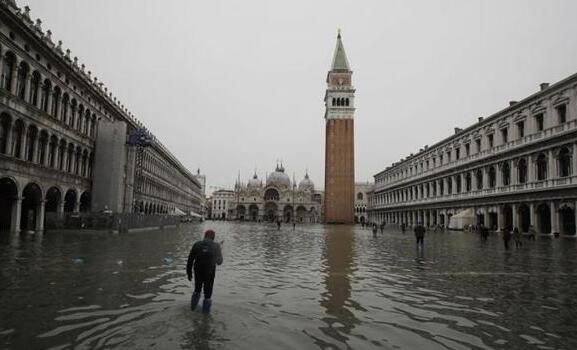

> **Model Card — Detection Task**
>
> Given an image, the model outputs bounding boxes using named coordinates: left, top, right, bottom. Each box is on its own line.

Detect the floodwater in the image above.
left=1, top=223, right=576, bottom=350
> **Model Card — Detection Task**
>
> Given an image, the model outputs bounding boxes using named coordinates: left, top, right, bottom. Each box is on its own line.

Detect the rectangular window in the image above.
left=440, top=155, right=444, bottom=164
left=556, top=104, right=567, bottom=124
left=487, top=134, right=494, bottom=148
left=535, top=113, right=544, bottom=131
left=475, top=139, right=481, bottom=153
left=455, top=148, right=460, bottom=160
left=501, top=128, right=508, bottom=143
left=447, top=151, right=451, bottom=163
left=517, top=121, right=525, bottom=138
left=465, top=143, right=470, bottom=156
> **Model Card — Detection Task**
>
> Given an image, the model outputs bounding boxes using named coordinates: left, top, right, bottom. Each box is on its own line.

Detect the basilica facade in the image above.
left=233, top=165, right=322, bottom=223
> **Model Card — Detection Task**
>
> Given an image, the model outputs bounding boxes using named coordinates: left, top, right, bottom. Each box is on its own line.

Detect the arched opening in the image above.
left=296, top=205, right=307, bottom=222
left=45, top=187, right=61, bottom=213
left=517, top=158, right=528, bottom=183
left=0, top=113, right=11, bottom=154
left=537, top=203, right=551, bottom=234
left=465, top=173, right=472, bottom=191
left=21, top=183, right=42, bottom=232
left=61, top=93, right=69, bottom=123
left=476, top=169, right=483, bottom=190
left=249, top=204, right=259, bottom=221
left=37, top=130, right=48, bottom=165
left=283, top=205, right=293, bottom=223
left=58, top=140, right=66, bottom=170
left=48, top=136, right=57, bottom=168
left=264, top=188, right=280, bottom=201
left=64, top=189, right=77, bottom=213
left=236, top=205, right=246, bottom=220
left=0, top=177, right=18, bottom=232
left=536, top=153, right=547, bottom=181
left=40, top=79, right=51, bottom=112
left=456, top=175, right=462, bottom=193
left=29, top=71, right=41, bottom=106
left=69, top=99, right=77, bottom=128
left=476, top=212, right=485, bottom=226
left=16, top=61, right=29, bottom=99
left=80, top=192, right=91, bottom=212
left=1, top=51, right=16, bottom=91
left=501, top=162, right=511, bottom=186
left=518, top=204, right=530, bottom=232
left=558, top=147, right=571, bottom=178
left=345, top=98, right=350, bottom=106
left=25, top=125, right=37, bottom=162
left=51, top=86, right=61, bottom=117
left=488, top=211, right=498, bottom=230
left=558, top=205, right=575, bottom=235
left=11, top=119, right=24, bottom=159
left=488, top=166, right=496, bottom=188
left=264, top=202, right=278, bottom=222
left=357, top=192, right=363, bottom=200
left=447, top=177, right=453, bottom=194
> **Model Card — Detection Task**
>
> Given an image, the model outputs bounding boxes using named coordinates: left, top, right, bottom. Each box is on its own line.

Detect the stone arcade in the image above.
left=368, top=75, right=577, bottom=236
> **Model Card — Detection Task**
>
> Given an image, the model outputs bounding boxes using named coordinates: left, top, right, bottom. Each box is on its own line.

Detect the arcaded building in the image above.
left=233, top=165, right=322, bottom=223
left=323, top=31, right=355, bottom=224
left=369, top=74, right=577, bottom=235
left=0, top=1, right=201, bottom=233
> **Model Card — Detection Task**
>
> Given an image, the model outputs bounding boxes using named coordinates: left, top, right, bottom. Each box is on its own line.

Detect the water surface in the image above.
left=0, top=222, right=576, bottom=349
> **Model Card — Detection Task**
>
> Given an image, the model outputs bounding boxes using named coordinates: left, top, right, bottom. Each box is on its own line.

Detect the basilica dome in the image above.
left=266, top=165, right=291, bottom=189
left=247, top=173, right=262, bottom=188
left=298, top=173, right=314, bottom=191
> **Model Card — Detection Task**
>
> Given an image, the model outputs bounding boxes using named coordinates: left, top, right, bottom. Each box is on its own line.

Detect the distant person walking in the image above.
left=414, top=222, right=426, bottom=248
left=276, top=219, right=281, bottom=230
left=372, top=224, right=378, bottom=236
left=480, top=225, right=489, bottom=241
left=502, top=228, right=512, bottom=250
left=186, top=229, right=223, bottom=313
left=513, top=227, right=522, bottom=248
left=528, top=225, right=537, bottom=241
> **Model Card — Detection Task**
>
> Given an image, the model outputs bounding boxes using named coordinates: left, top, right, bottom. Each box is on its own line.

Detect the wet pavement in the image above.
left=1, top=222, right=576, bottom=349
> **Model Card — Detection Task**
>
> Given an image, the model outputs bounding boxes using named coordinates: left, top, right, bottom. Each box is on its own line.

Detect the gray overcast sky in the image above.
left=22, top=0, right=577, bottom=192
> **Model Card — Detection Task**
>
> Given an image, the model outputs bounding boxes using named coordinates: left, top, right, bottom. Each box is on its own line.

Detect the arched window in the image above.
left=456, top=175, right=462, bottom=193
left=332, top=98, right=335, bottom=106
left=77, top=105, right=84, bottom=132
left=447, top=177, right=453, bottom=194
left=558, top=147, right=571, bottom=177
left=264, top=188, right=280, bottom=201
left=357, top=192, right=364, bottom=200
left=26, top=125, right=37, bottom=162
left=29, top=71, right=41, bottom=106
left=518, top=158, right=527, bottom=183
left=488, top=166, right=496, bottom=188
left=51, top=87, right=61, bottom=117
left=536, top=153, right=547, bottom=181
left=465, top=173, right=472, bottom=191
left=61, top=93, right=69, bottom=123
left=70, top=99, right=77, bottom=128
left=346, top=98, right=350, bottom=106
left=0, top=113, right=11, bottom=154
left=501, top=162, right=511, bottom=186
left=476, top=169, right=483, bottom=190
left=1, top=52, right=16, bottom=91
left=16, top=61, right=29, bottom=99
left=40, top=79, right=51, bottom=112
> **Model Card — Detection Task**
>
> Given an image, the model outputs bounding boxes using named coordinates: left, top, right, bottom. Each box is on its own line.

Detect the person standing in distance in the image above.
left=414, top=222, right=426, bottom=248
left=187, top=229, right=223, bottom=313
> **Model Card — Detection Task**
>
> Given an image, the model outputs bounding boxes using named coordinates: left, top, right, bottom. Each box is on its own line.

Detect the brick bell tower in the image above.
left=324, top=30, right=355, bottom=224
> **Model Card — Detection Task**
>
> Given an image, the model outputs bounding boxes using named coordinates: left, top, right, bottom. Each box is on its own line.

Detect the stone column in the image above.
left=19, top=123, right=28, bottom=159
left=512, top=203, right=518, bottom=229
left=452, top=175, right=458, bottom=194
left=436, top=180, right=441, bottom=197
left=10, top=197, right=22, bottom=233
left=511, top=159, right=518, bottom=185
left=36, top=200, right=45, bottom=232
left=548, top=149, right=556, bottom=180
left=471, top=170, right=477, bottom=190
left=496, top=164, right=503, bottom=187
left=43, top=139, right=50, bottom=167
left=550, top=201, right=559, bottom=234
left=23, top=74, right=31, bottom=103
left=9, top=59, right=18, bottom=95
left=46, top=90, right=53, bottom=115
left=573, top=143, right=577, bottom=176
left=497, top=206, right=504, bottom=231
left=482, top=167, right=489, bottom=189
left=58, top=200, right=65, bottom=218
left=5, top=123, right=13, bottom=156
left=528, top=156, right=535, bottom=182
left=529, top=203, right=537, bottom=233
left=482, top=207, right=489, bottom=226
left=35, top=82, right=43, bottom=109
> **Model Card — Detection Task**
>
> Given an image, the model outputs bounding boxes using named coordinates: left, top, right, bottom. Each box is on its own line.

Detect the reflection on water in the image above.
left=1, top=223, right=577, bottom=349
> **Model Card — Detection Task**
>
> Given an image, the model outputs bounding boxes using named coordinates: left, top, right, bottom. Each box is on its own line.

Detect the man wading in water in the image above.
left=187, top=230, right=223, bottom=313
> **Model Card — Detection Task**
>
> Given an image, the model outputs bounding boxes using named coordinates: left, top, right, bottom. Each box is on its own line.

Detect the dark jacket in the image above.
left=186, top=238, right=223, bottom=279
left=414, top=225, right=426, bottom=238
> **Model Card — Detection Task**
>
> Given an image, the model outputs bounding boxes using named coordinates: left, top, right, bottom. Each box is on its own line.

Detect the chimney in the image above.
left=540, top=82, right=550, bottom=91
left=478, top=117, right=484, bottom=122
left=509, top=101, right=518, bottom=107
left=454, top=127, right=462, bottom=134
